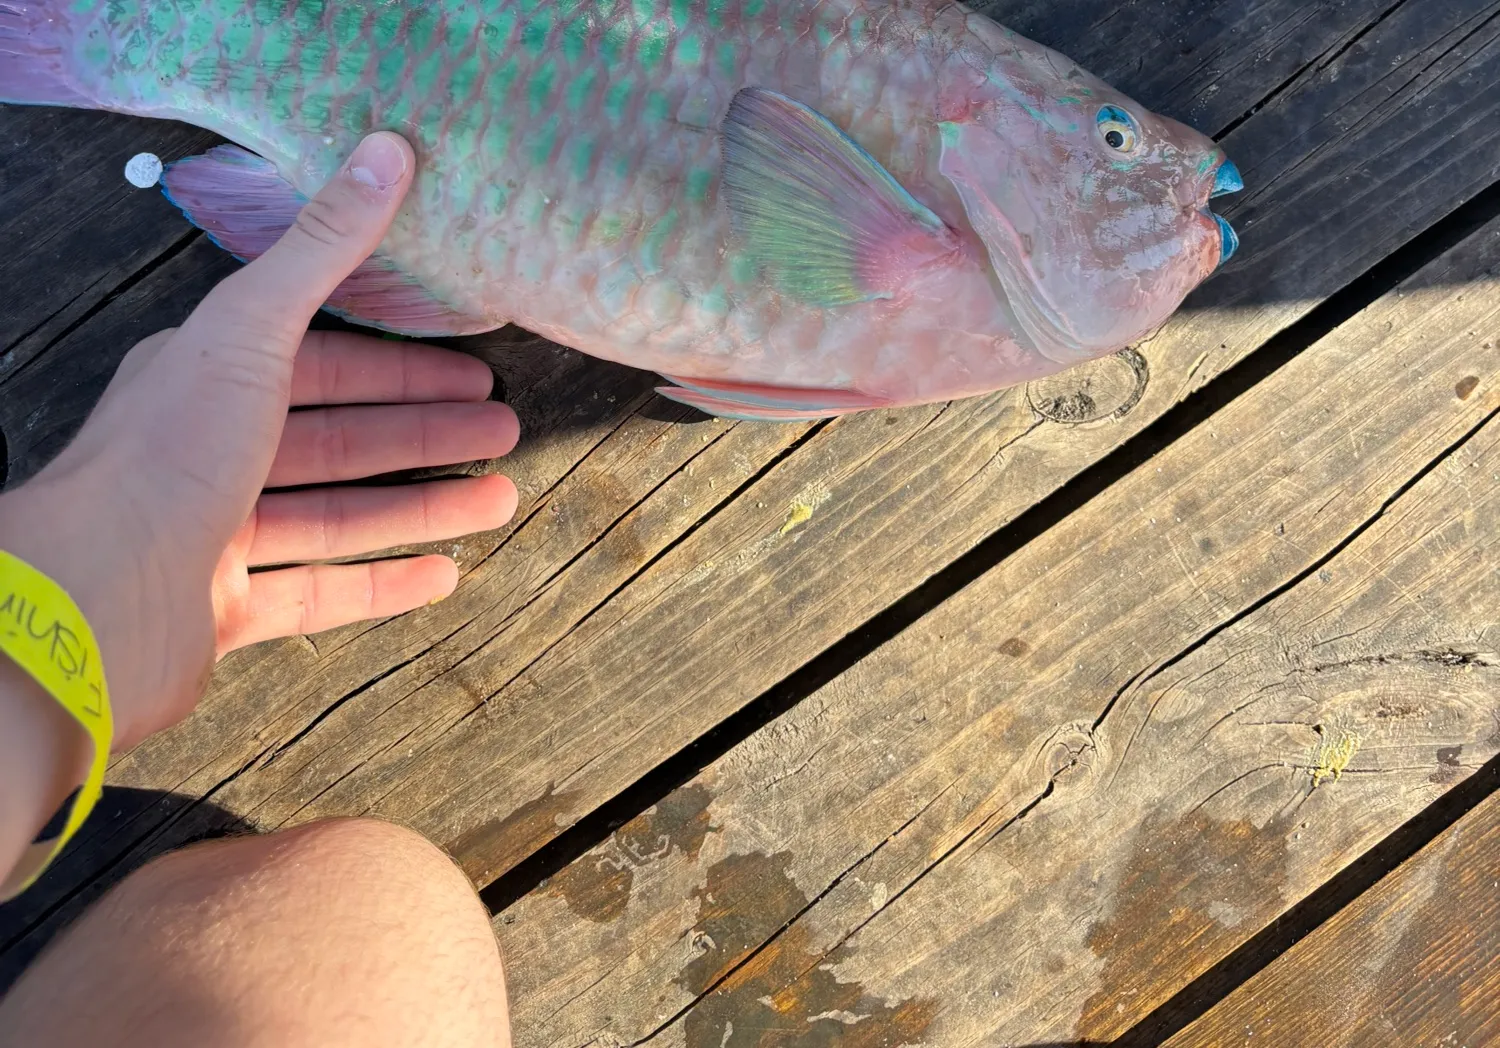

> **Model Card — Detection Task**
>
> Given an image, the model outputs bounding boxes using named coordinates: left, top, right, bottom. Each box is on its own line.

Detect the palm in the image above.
left=209, top=332, right=519, bottom=655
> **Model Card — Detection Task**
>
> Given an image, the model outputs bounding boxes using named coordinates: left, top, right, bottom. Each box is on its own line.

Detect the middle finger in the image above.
left=268, top=400, right=520, bottom=487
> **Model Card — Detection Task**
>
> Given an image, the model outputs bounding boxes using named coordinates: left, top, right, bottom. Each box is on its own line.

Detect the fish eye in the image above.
left=1096, top=106, right=1139, bottom=153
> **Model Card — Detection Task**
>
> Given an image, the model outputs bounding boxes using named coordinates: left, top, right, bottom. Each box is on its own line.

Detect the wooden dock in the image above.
left=3, top=0, right=1499, bottom=1043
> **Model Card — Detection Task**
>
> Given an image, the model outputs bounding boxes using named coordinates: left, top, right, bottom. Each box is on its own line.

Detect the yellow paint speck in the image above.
left=779, top=501, right=814, bottom=536
left=777, top=481, right=831, bottom=537
left=1311, top=724, right=1360, bottom=788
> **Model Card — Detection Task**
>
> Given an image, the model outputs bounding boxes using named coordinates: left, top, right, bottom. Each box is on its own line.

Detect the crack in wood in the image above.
left=1212, top=0, right=1415, bottom=141
left=1305, top=648, right=1498, bottom=671
left=0, top=230, right=202, bottom=386
left=1094, top=405, right=1499, bottom=755
left=258, top=610, right=485, bottom=769
left=470, top=418, right=741, bottom=652
left=439, top=421, right=831, bottom=745
left=1414, top=5, right=1500, bottom=80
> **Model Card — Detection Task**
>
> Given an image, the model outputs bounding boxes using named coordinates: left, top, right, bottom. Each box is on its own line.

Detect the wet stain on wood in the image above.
left=678, top=850, right=809, bottom=995
left=447, top=782, right=584, bottom=884
left=679, top=852, right=937, bottom=1048
left=1455, top=375, right=1479, bottom=400
left=547, top=784, right=716, bottom=923
left=1430, top=745, right=1464, bottom=785
left=998, top=636, right=1031, bottom=658
left=1075, top=810, right=1290, bottom=1041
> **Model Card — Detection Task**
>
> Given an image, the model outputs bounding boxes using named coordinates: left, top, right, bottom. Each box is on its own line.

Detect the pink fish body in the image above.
left=1, top=0, right=1242, bottom=420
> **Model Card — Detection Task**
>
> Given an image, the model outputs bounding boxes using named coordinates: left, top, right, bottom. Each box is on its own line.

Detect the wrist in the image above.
left=0, top=596, right=97, bottom=895
left=0, top=477, right=166, bottom=748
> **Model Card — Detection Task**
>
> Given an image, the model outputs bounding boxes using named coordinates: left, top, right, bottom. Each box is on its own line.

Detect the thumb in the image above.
left=182, top=132, right=416, bottom=348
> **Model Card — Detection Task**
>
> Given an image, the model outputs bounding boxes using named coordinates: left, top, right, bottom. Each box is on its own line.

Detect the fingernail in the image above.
left=347, top=133, right=406, bottom=191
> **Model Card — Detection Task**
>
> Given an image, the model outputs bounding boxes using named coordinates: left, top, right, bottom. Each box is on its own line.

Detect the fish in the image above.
left=0, top=0, right=1244, bottom=422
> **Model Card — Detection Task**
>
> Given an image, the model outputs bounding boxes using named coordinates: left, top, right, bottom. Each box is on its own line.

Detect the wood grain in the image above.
left=490, top=216, right=1500, bottom=1046
left=3, top=0, right=1498, bottom=988
left=1164, top=788, right=1500, bottom=1048
left=0, top=108, right=216, bottom=380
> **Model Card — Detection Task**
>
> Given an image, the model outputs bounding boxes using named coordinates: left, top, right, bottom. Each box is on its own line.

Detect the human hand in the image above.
left=0, top=132, right=519, bottom=750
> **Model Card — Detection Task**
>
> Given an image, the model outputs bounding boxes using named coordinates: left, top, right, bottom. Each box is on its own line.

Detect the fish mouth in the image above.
left=1211, top=159, right=1244, bottom=197
left=1213, top=213, right=1240, bottom=263
left=1207, top=158, right=1243, bottom=266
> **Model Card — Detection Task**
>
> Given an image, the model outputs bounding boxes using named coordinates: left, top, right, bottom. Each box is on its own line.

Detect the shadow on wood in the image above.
left=0, top=787, right=255, bottom=994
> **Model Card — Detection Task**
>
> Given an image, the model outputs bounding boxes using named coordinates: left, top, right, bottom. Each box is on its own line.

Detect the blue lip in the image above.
left=1212, top=159, right=1244, bottom=197
left=1214, top=213, right=1240, bottom=264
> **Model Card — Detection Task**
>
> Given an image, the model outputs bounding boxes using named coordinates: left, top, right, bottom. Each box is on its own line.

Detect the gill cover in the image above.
left=937, top=119, right=1111, bottom=363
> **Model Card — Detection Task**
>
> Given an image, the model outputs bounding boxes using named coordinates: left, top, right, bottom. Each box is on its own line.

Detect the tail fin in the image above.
left=0, top=0, right=94, bottom=107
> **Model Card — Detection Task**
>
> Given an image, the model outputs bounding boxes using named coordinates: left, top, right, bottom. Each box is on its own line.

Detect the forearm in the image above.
left=0, top=654, right=91, bottom=894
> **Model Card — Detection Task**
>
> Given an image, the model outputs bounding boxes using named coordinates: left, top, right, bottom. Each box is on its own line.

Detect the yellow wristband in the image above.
left=0, top=550, right=112, bottom=901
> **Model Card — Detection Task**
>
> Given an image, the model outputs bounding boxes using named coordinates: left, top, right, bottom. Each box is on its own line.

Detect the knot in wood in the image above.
left=1026, top=348, right=1149, bottom=424
left=1037, top=722, right=1103, bottom=801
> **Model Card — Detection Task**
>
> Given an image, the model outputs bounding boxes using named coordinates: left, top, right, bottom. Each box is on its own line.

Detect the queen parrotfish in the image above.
left=1, top=0, right=1243, bottom=421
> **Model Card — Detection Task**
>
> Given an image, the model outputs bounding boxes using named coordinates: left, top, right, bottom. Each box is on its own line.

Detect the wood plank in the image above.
left=1164, top=787, right=1500, bottom=1048
left=3, top=0, right=1497, bottom=975
left=0, top=107, right=216, bottom=381
left=490, top=214, right=1500, bottom=1045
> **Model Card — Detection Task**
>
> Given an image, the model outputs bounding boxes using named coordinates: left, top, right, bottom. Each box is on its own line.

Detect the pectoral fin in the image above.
left=720, top=88, right=958, bottom=307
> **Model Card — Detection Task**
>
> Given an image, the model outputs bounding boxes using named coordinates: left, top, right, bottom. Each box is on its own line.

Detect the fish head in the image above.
left=937, top=73, right=1240, bottom=364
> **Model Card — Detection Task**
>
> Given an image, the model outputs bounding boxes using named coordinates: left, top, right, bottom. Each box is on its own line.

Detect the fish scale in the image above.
left=71, top=0, right=964, bottom=357
left=2, top=0, right=1243, bottom=419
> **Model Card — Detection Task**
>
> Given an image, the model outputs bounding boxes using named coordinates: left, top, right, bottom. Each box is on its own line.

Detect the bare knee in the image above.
left=2, top=818, right=510, bottom=1047
left=131, top=816, right=487, bottom=929
left=110, top=817, right=501, bottom=974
